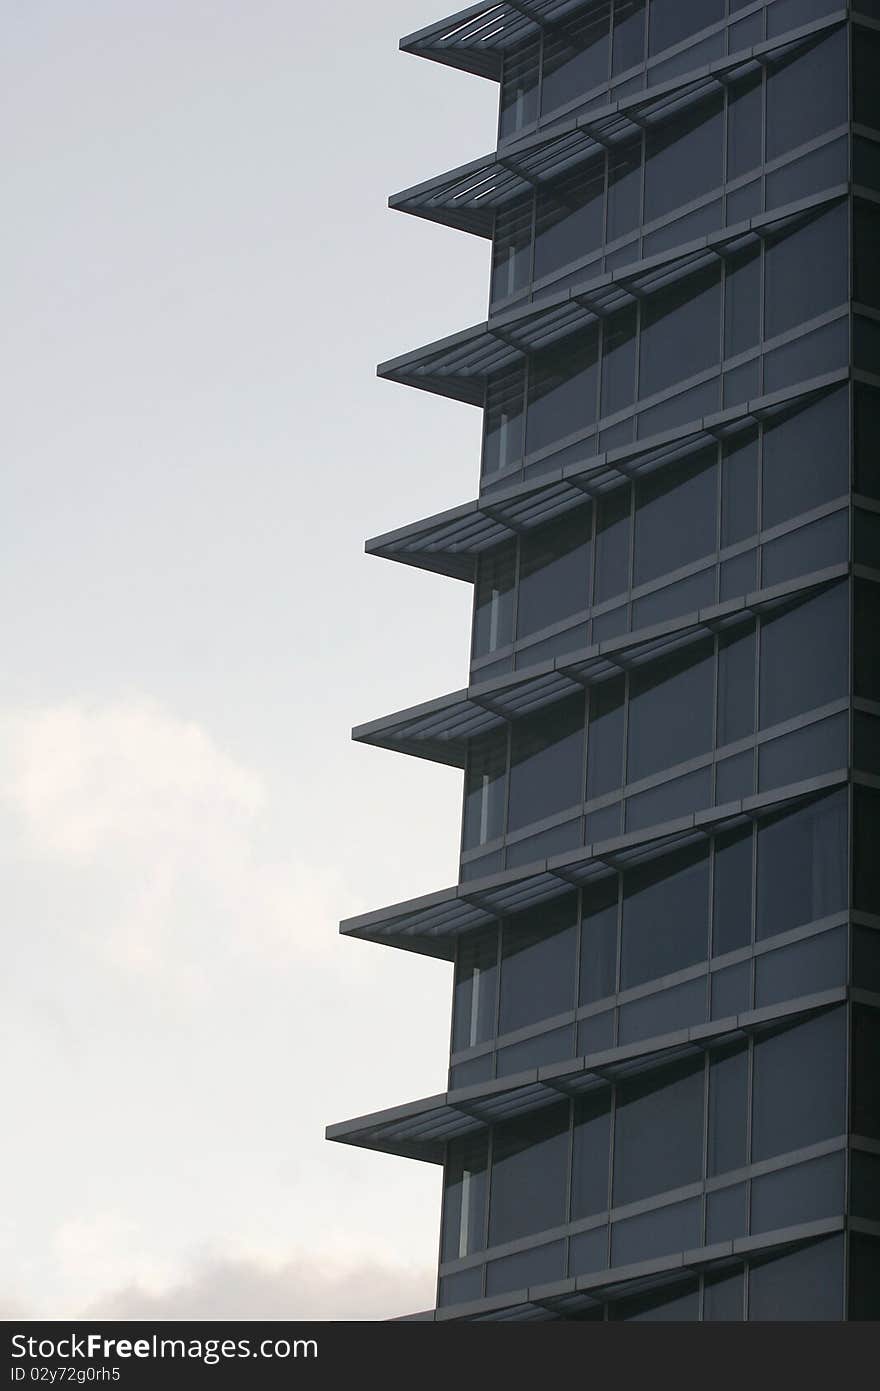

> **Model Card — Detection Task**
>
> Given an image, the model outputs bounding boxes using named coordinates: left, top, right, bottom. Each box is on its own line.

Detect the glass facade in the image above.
left=331, top=0, right=880, bottom=1324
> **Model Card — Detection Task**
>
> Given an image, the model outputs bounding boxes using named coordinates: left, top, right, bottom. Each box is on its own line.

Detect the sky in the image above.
left=0, top=0, right=499, bottom=1320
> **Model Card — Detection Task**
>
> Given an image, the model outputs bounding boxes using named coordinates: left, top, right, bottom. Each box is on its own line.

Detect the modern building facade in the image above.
left=328, top=0, right=880, bottom=1320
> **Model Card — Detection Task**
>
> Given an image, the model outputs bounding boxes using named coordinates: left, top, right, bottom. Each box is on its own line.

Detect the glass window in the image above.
left=766, top=29, right=848, bottom=163
left=724, top=245, right=760, bottom=360
left=620, top=844, right=709, bottom=989
left=615, top=1279, right=700, bottom=1321
left=612, top=0, right=646, bottom=76
left=613, top=1057, right=704, bottom=1206
left=463, top=730, right=507, bottom=850
left=541, top=6, right=611, bottom=117
left=639, top=266, right=721, bottom=401
left=571, top=1092, right=611, bottom=1219
left=718, top=625, right=756, bottom=746
left=761, top=388, right=849, bottom=530
left=611, top=1198, right=700, bottom=1267
left=855, top=384, right=880, bottom=501
left=721, top=429, right=758, bottom=547
left=648, top=0, right=722, bottom=56
left=852, top=1004, right=880, bottom=1140
left=580, top=877, right=619, bottom=1004
left=727, top=72, right=762, bottom=183
left=850, top=1233, right=880, bottom=1322
left=517, top=509, right=591, bottom=639
left=704, top=1270, right=744, bottom=1321
left=508, top=695, right=586, bottom=832
left=627, top=639, right=714, bottom=783
left=594, top=486, right=631, bottom=602
left=756, top=790, right=848, bottom=941
left=535, top=164, right=605, bottom=283
left=855, top=581, right=880, bottom=703
left=606, top=138, right=641, bottom=242
left=751, top=1150, right=844, bottom=1235
left=644, top=92, right=723, bottom=224
left=485, top=1240, right=565, bottom=1297
left=442, top=1136, right=488, bottom=1260
left=633, top=449, right=716, bottom=587
left=855, top=199, right=880, bottom=312
left=752, top=1007, right=846, bottom=1162
left=453, top=929, right=499, bottom=1052
left=759, top=584, right=848, bottom=729
left=526, top=330, right=599, bottom=457
left=483, top=366, right=525, bottom=477
left=755, top=926, right=847, bottom=1009
left=492, top=200, right=533, bottom=303
left=500, top=39, right=540, bottom=141
left=854, top=28, right=880, bottom=133
left=488, top=1102, right=570, bottom=1245
left=749, top=1236, right=844, bottom=1321
left=601, top=307, right=637, bottom=418
left=855, top=787, right=880, bottom=917
left=473, top=542, right=516, bottom=658
left=764, top=203, right=848, bottom=341
left=713, top=827, right=752, bottom=956
left=707, top=1042, right=748, bottom=1177
left=587, top=675, right=625, bottom=799
left=499, top=895, right=578, bottom=1035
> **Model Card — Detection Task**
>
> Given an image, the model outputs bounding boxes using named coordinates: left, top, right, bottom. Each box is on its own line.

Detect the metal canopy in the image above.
left=391, top=32, right=803, bottom=238
left=365, top=370, right=848, bottom=580
left=353, top=566, right=846, bottom=769
left=326, top=990, right=844, bottom=1162
left=399, top=1, right=590, bottom=80
left=339, top=770, right=847, bottom=959
left=377, top=189, right=844, bottom=404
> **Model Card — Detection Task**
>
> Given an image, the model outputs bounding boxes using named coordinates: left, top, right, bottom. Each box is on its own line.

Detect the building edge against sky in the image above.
left=328, top=0, right=880, bottom=1321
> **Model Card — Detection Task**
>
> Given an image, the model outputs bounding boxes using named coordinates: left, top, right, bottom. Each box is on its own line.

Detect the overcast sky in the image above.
left=0, top=0, right=499, bottom=1320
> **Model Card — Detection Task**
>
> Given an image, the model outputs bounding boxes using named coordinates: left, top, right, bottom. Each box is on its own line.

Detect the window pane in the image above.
left=854, top=786, right=880, bottom=917
left=500, top=39, right=540, bottom=140
left=852, top=1003, right=880, bottom=1140
left=639, top=267, right=721, bottom=400
left=594, top=487, right=631, bottom=602
left=854, top=28, right=880, bottom=132
left=526, top=330, right=599, bottom=456
left=718, top=625, right=756, bottom=746
left=483, top=366, right=525, bottom=476
left=580, top=877, right=619, bottom=1004
left=724, top=245, right=761, bottom=360
left=749, top=1236, right=844, bottom=1321
left=615, top=1279, right=700, bottom=1321
left=492, top=200, right=533, bottom=302
left=606, top=139, right=641, bottom=241
left=621, top=844, right=709, bottom=989
left=752, top=1008, right=846, bottom=1162
left=627, top=640, right=714, bottom=783
left=535, top=164, right=605, bottom=283
left=601, top=307, right=637, bottom=418
left=473, top=542, right=516, bottom=657
left=764, top=203, right=848, bottom=341
left=453, top=929, right=499, bottom=1051
left=587, top=675, right=625, bottom=799
left=508, top=695, right=586, bottom=832
left=542, top=7, right=611, bottom=116
left=633, top=449, right=716, bottom=587
left=759, top=584, right=848, bottom=729
left=442, top=1136, right=488, bottom=1260
left=488, top=1103, right=570, bottom=1244
left=855, top=384, right=880, bottom=501
left=463, top=730, right=507, bottom=849
left=756, top=790, right=848, bottom=941
left=713, top=827, right=752, bottom=955
left=855, top=199, right=880, bottom=312
left=766, top=29, right=848, bottom=163
left=761, top=388, right=849, bottom=530
left=721, top=429, right=758, bottom=546
left=649, top=0, right=722, bottom=56
left=518, top=509, right=592, bottom=639
left=613, top=1057, right=704, bottom=1205
left=644, top=92, right=723, bottom=224
left=727, top=72, right=762, bottom=183
left=708, top=1041, right=748, bottom=1176
left=499, top=895, right=578, bottom=1034
left=571, top=1092, right=611, bottom=1219
left=612, top=0, right=646, bottom=75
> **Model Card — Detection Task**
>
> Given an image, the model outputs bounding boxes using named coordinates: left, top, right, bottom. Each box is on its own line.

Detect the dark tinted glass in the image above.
left=766, top=30, right=848, bottom=162
left=713, top=827, right=752, bottom=956
left=639, top=267, right=720, bottom=400
left=488, top=1103, right=570, bottom=1244
left=707, top=1041, right=748, bottom=1177
left=718, top=625, right=756, bottom=746
left=535, top=164, right=605, bottom=283
left=453, top=929, right=499, bottom=1051
left=855, top=199, right=880, bottom=311
left=518, top=510, right=591, bottom=639
left=612, top=0, right=645, bottom=75
left=755, top=926, right=847, bottom=1009
left=527, top=330, right=598, bottom=456
left=852, top=1003, right=880, bottom=1140
left=704, top=1270, right=743, bottom=1321
left=721, top=429, right=758, bottom=546
left=587, top=675, right=625, bottom=799
left=633, top=450, right=716, bottom=587
left=856, top=385, right=880, bottom=500
left=508, top=695, right=585, bottom=832
left=615, top=1280, right=700, bottom=1321
left=500, top=39, right=540, bottom=140
left=620, top=845, right=709, bottom=990
left=643, top=93, right=723, bottom=224
left=648, top=0, right=722, bottom=56
left=542, top=7, right=611, bottom=116
left=752, top=1008, right=846, bottom=1162
left=764, top=203, right=848, bottom=341
left=749, top=1236, right=844, bottom=1321
left=499, top=896, right=578, bottom=1034
left=463, top=731, right=507, bottom=849
left=613, top=1057, right=704, bottom=1205
left=761, top=388, right=849, bottom=529
left=483, top=367, right=525, bottom=476
left=601, top=308, right=637, bottom=418
left=756, top=790, right=848, bottom=941
left=606, top=139, right=641, bottom=241
left=473, top=542, right=516, bottom=657
left=727, top=73, right=762, bottom=183
left=759, top=584, right=848, bottom=729
left=724, top=245, right=760, bottom=360
left=750, top=1150, right=845, bottom=1234
left=855, top=581, right=880, bottom=702
left=442, top=1136, right=488, bottom=1260
left=594, top=487, right=631, bottom=602
left=580, top=877, right=619, bottom=1004
left=854, top=28, right=880, bottom=132
left=571, top=1093, right=611, bottom=1219
left=627, top=640, right=714, bottom=782
left=492, top=200, right=533, bottom=302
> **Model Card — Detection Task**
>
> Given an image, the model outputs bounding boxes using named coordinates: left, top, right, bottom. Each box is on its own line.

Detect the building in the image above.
left=327, top=0, right=880, bottom=1321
